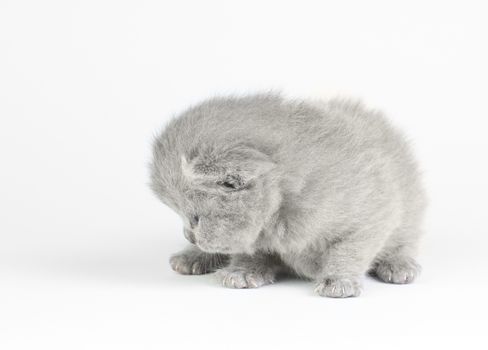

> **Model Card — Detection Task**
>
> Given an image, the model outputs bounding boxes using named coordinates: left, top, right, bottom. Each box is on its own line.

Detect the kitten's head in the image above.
left=150, top=141, right=281, bottom=254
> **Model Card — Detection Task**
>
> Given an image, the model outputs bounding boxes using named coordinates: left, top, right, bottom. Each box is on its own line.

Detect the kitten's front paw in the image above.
left=372, top=257, right=421, bottom=284
left=314, top=276, right=362, bottom=298
left=170, top=251, right=227, bottom=275
left=215, top=268, right=275, bottom=289
left=170, top=254, right=204, bottom=275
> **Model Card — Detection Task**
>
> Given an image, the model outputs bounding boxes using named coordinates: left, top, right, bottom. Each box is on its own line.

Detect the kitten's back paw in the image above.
left=315, top=276, right=362, bottom=298
left=215, top=268, right=275, bottom=289
left=371, top=257, right=421, bottom=284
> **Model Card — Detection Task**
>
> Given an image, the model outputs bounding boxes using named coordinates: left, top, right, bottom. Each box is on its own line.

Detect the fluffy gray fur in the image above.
left=150, top=93, right=426, bottom=297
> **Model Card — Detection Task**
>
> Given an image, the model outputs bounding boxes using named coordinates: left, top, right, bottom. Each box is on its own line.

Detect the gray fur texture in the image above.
left=150, top=93, right=426, bottom=297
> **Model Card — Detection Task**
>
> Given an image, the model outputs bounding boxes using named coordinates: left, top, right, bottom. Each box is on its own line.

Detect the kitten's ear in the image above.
left=181, top=144, right=275, bottom=189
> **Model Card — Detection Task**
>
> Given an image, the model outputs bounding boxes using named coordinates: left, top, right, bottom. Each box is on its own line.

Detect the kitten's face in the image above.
left=151, top=143, right=280, bottom=254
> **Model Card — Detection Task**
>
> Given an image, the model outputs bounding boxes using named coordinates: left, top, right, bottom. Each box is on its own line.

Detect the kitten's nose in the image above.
left=190, top=215, right=199, bottom=229
left=183, top=227, right=196, bottom=244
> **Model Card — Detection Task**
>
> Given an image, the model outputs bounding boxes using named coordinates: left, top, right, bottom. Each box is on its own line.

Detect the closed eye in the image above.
left=217, top=174, right=244, bottom=190
left=219, top=181, right=237, bottom=189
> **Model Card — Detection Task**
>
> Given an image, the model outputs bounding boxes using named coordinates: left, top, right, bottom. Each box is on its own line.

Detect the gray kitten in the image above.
left=150, top=93, right=426, bottom=298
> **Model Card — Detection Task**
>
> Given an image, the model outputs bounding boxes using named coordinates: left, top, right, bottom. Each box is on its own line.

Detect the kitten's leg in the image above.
left=170, top=245, right=229, bottom=275
left=315, top=229, right=388, bottom=298
left=371, top=184, right=425, bottom=284
left=215, top=253, right=283, bottom=289
left=370, top=230, right=422, bottom=284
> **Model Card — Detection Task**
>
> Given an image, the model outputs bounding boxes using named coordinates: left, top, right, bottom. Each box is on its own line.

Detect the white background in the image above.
left=1, top=1, right=487, bottom=349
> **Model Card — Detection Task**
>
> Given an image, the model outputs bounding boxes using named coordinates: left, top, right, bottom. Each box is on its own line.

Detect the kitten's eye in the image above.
left=217, top=175, right=245, bottom=190
left=219, top=181, right=237, bottom=189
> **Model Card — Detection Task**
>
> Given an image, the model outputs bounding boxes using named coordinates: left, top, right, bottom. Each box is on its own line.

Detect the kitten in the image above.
left=150, top=93, right=426, bottom=297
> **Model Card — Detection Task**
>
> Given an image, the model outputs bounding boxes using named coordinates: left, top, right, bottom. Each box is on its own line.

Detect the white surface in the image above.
left=1, top=1, right=487, bottom=349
